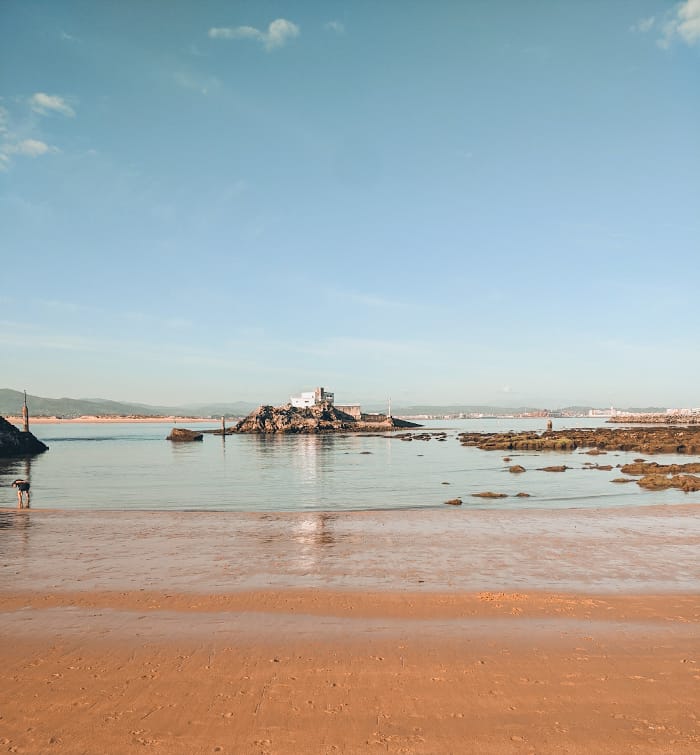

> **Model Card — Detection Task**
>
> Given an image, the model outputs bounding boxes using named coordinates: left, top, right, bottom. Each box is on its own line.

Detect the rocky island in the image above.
left=233, top=401, right=421, bottom=434
left=0, top=416, right=49, bottom=458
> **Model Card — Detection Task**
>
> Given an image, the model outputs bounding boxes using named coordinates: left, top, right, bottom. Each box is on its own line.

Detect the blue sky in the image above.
left=1, top=1, right=699, bottom=408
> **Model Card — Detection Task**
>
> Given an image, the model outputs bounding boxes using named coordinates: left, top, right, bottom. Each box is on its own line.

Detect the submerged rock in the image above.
left=0, top=416, right=48, bottom=458
left=508, top=464, right=526, bottom=474
left=471, top=491, right=508, bottom=499
left=444, top=498, right=462, bottom=506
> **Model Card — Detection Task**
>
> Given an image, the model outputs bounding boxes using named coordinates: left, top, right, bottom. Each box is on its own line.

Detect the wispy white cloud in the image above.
left=0, top=105, right=8, bottom=135
left=325, top=289, right=408, bottom=310
left=208, top=18, right=300, bottom=51
left=1, top=93, right=77, bottom=168
left=324, top=20, right=345, bottom=35
left=296, top=336, right=429, bottom=360
left=173, top=70, right=221, bottom=95
left=658, top=0, right=700, bottom=47
left=2, top=139, right=57, bottom=158
left=29, top=92, right=75, bottom=118
left=630, top=16, right=655, bottom=34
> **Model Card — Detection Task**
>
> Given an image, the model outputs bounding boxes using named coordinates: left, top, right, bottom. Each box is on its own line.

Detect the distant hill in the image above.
left=390, top=404, right=670, bottom=417
left=0, top=389, right=256, bottom=418
left=390, top=405, right=550, bottom=416
left=0, top=389, right=669, bottom=420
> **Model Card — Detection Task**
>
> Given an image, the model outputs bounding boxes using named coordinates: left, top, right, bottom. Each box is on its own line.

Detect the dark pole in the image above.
left=22, top=390, right=29, bottom=432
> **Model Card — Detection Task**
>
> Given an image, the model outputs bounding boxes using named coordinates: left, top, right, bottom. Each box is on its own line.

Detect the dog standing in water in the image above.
left=12, top=479, right=31, bottom=508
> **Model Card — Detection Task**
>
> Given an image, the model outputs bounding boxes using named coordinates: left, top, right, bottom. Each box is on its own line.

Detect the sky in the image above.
left=1, top=1, right=699, bottom=409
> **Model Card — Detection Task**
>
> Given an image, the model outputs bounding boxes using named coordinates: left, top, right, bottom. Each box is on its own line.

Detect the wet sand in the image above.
left=1, top=506, right=699, bottom=753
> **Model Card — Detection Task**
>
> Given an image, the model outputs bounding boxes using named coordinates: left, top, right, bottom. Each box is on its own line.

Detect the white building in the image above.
left=291, top=386, right=335, bottom=408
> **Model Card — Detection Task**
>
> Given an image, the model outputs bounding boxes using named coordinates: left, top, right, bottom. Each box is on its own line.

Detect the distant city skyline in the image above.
left=2, top=2, right=699, bottom=408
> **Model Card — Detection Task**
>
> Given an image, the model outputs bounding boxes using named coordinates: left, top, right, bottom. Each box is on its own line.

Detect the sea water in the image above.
left=0, top=418, right=697, bottom=512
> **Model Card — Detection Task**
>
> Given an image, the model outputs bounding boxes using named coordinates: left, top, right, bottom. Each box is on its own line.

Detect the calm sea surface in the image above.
left=1, top=418, right=697, bottom=513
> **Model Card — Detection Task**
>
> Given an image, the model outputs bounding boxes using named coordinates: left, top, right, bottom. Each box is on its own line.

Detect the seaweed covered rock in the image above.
left=637, top=473, right=700, bottom=492
left=167, top=428, right=203, bottom=442
left=458, top=426, right=700, bottom=456
left=0, top=416, right=49, bottom=457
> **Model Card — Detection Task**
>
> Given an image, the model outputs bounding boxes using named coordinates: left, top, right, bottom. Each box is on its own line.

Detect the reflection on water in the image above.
left=0, top=509, right=33, bottom=561
left=292, top=513, right=335, bottom=572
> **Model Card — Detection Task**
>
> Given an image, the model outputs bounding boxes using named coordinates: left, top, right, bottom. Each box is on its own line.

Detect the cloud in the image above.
left=173, top=70, right=221, bottom=95
left=324, top=20, right=345, bottom=34
left=658, top=0, right=700, bottom=47
left=29, top=92, right=75, bottom=118
left=1, top=137, right=58, bottom=169
left=208, top=18, right=299, bottom=51
left=630, top=16, right=655, bottom=33
left=326, top=289, right=408, bottom=310
left=3, top=139, right=56, bottom=157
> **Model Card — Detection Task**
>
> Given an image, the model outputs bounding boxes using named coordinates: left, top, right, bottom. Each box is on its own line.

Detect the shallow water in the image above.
left=1, top=418, right=698, bottom=513
left=1, top=505, right=698, bottom=593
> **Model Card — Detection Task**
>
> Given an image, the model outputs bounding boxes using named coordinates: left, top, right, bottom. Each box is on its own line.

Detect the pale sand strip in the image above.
left=1, top=506, right=699, bottom=753
left=5, top=415, right=217, bottom=424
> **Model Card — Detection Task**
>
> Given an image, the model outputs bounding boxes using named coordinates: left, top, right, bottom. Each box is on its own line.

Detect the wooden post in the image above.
left=221, top=415, right=226, bottom=435
left=22, top=390, right=29, bottom=432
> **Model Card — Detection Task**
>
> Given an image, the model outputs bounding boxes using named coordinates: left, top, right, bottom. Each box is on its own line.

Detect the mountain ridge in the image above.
left=0, top=389, right=669, bottom=420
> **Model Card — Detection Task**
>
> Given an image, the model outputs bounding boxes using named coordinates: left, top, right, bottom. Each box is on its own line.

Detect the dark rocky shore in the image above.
left=458, top=426, right=700, bottom=455
left=233, top=402, right=421, bottom=434
left=0, top=416, right=49, bottom=458
left=609, top=414, right=700, bottom=425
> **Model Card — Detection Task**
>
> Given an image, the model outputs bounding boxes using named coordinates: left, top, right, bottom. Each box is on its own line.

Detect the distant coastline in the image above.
left=4, top=415, right=222, bottom=425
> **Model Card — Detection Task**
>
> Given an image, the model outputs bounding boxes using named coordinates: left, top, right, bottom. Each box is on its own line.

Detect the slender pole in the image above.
left=22, top=390, right=29, bottom=432
left=221, top=415, right=226, bottom=435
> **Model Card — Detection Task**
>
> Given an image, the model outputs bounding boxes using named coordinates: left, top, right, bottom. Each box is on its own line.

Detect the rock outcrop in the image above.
left=234, top=402, right=421, bottom=434
left=458, top=426, right=700, bottom=455
left=637, top=474, right=700, bottom=492
left=0, top=416, right=49, bottom=457
left=167, top=428, right=203, bottom=442
left=609, top=414, right=700, bottom=425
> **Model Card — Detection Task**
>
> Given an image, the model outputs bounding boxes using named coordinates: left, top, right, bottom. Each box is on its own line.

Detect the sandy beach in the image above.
left=1, top=506, right=699, bottom=753
left=5, top=416, right=219, bottom=424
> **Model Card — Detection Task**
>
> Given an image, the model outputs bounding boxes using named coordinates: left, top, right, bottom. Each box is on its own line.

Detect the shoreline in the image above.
left=2, top=504, right=698, bottom=595
left=5, top=414, right=222, bottom=424
left=3, top=586, right=700, bottom=621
